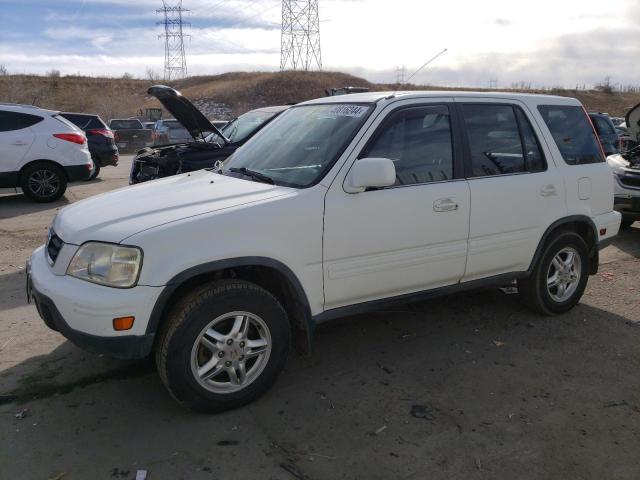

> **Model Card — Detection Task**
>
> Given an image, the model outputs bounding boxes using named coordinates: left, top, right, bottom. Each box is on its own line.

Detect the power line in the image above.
left=280, top=0, right=322, bottom=71
left=157, top=1, right=190, bottom=81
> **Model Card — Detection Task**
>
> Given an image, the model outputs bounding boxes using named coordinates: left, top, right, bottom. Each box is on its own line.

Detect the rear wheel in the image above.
left=20, top=162, right=67, bottom=203
left=156, top=280, right=290, bottom=412
left=518, top=231, right=589, bottom=315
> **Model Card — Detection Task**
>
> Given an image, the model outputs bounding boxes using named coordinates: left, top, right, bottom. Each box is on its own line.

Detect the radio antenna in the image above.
left=390, top=48, right=448, bottom=98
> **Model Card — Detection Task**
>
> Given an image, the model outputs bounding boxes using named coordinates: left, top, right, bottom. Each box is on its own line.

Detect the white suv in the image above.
left=0, top=104, right=93, bottom=202
left=27, top=92, right=621, bottom=411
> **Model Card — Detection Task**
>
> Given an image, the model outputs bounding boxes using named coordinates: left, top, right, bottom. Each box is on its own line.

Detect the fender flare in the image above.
left=527, top=215, right=599, bottom=274
left=145, top=256, right=314, bottom=340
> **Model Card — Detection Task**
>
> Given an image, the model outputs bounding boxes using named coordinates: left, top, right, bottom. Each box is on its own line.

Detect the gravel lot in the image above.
left=1, top=156, right=639, bottom=480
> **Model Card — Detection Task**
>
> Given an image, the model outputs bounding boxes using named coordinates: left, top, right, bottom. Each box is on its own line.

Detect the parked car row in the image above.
left=129, top=85, right=287, bottom=184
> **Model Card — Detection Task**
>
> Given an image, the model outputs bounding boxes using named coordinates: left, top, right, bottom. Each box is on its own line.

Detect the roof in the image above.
left=299, top=91, right=582, bottom=106
left=0, top=103, right=58, bottom=114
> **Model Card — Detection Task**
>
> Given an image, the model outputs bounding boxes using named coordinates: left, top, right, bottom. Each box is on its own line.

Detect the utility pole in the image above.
left=157, top=1, right=190, bottom=81
left=280, top=0, right=322, bottom=71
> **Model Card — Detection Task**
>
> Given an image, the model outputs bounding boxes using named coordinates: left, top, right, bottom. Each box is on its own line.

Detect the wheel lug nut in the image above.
left=239, top=341, right=245, bottom=348
left=225, top=361, right=232, bottom=367
left=226, top=339, right=233, bottom=345
left=218, top=351, right=225, bottom=358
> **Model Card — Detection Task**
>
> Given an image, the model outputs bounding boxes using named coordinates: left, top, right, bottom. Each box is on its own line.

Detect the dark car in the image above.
left=60, top=112, right=118, bottom=180
left=589, top=112, right=620, bottom=156
left=108, top=118, right=153, bottom=153
left=129, top=85, right=288, bottom=184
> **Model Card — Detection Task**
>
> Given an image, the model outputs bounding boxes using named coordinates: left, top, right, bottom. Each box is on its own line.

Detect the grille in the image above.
left=46, top=230, right=63, bottom=264
left=619, top=173, right=640, bottom=189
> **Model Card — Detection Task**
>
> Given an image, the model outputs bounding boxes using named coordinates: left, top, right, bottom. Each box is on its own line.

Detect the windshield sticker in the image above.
left=327, top=105, right=368, bottom=118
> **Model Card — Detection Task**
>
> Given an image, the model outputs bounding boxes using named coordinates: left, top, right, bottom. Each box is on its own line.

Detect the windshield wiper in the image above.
left=228, top=167, right=275, bottom=185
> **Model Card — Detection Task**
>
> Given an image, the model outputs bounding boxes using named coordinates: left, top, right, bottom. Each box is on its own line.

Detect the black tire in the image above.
left=620, top=218, right=635, bottom=229
left=20, top=162, right=67, bottom=203
left=156, top=280, right=290, bottom=413
left=518, top=231, right=590, bottom=315
left=88, top=162, right=100, bottom=180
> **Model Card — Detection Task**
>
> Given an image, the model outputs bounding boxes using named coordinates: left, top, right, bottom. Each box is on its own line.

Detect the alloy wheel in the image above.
left=546, top=247, right=582, bottom=302
left=190, top=311, right=272, bottom=394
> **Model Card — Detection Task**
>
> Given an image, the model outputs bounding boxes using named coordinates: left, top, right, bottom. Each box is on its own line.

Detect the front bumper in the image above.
left=614, top=195, right=640, bottom=219
left=28, top=246, right=162, bottom=359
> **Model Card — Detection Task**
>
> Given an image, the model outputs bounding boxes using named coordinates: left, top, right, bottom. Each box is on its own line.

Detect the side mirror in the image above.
left=344, top=157, right=396, bottom=193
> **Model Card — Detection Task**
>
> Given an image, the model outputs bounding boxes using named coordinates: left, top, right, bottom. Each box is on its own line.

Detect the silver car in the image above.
left=154, top=118, right=192, bottom=145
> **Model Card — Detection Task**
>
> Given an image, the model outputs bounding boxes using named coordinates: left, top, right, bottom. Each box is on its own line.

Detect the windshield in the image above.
left=110, top=120, right=143, bottom=130
left=206, top=110, right=279, bottom=144
left=164, top=120, right=186, bottom=130
left=223, top=103, right=373, bottom=188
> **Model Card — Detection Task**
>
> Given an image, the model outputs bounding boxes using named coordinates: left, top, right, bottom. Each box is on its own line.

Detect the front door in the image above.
left=322, top=103, right=470, bottom=310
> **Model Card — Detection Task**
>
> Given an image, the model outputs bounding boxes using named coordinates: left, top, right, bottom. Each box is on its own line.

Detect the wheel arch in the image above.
left=19, top=159, right=69, bottom=181
left=147, top=257, right=314, bottom=355
left=528, top=215, right=599, bottom=275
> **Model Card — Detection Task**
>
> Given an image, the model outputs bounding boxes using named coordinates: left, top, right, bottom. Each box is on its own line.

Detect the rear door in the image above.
left=0, top=110, right=38, bottom=173
left=456, top=99, right=566, bottom=281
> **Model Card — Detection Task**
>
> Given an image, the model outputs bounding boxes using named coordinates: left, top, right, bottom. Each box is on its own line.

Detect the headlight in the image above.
left=67, top=242, right=143, bottom=288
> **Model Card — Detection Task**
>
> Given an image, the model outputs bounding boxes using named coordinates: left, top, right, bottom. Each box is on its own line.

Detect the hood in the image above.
left=625, top=102, right=640, bottom=141
left=148, top=85, right=227, bottom=141
left=53, top=170, right=295, bottom=244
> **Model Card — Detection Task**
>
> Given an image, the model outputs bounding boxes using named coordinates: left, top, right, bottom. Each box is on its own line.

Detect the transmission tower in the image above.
left=280, top=0, right=322, bottom=71
left=157, top=1, right=190, bottom=80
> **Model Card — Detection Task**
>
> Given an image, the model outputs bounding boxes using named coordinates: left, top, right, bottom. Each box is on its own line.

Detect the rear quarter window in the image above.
left=538, top=105, right=604, bottom=165
left=0, top=110, right=43, bottom=131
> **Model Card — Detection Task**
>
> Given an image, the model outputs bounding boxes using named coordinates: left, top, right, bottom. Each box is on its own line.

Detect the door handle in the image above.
left=433, top=198, right=459, bottom=212
left=540, top=184, right=557, bottom=197
left=11, top=141, right=28, bottom=146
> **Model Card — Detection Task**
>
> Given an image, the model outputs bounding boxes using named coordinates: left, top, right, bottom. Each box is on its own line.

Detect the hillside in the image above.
left=1, top=71, right=638, bottom=121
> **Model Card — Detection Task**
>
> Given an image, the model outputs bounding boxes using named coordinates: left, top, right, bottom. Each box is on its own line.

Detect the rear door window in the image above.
left=538, top=105, right=604, bottom=165
left=462, top=104, right=546, bottom=177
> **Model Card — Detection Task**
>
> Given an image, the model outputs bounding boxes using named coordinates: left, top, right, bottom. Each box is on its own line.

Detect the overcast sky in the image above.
left=1, top=0, right=639, bottom=88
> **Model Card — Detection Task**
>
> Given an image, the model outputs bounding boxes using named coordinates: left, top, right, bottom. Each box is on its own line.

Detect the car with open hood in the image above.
left=129, top=85, right=288, bottom=184
left=27, top=91, right=620, bottom=412
left=607, top=102, right=640, bottom=228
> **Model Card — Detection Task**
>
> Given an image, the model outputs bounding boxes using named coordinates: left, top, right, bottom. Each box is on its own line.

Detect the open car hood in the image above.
left=625, top=102, right=640, bottom=141
left=148, top=85, right=227, bottom=141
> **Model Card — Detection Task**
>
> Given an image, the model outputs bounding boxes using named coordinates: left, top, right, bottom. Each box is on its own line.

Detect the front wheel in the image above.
left=87, top=162, right=101, bottom=180
left=620, top=218, right=635, bottom=229
left=156, top=280, right=290, bottom=412
left=518, top=231, right=589, bottom=315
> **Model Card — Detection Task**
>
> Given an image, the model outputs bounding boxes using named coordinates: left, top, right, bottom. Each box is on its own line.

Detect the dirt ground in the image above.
left=1, top=157, right=639, bottom=480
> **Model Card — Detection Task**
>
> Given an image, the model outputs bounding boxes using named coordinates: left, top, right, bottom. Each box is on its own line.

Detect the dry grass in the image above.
left=1, top=71, right=638, bottom=120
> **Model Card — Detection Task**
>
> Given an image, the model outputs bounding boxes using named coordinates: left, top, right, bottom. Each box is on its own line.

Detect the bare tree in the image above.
left=595, top=76, right=614, bottom=94
left=145, top=67, right=161, bottom=82
left=0, top=65, right=7, bottom=76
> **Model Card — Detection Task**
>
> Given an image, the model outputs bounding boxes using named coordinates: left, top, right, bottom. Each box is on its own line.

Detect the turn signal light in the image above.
left=113, top=316, right=135, bottom=331
left=599, top=228, right=607, bottom=236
